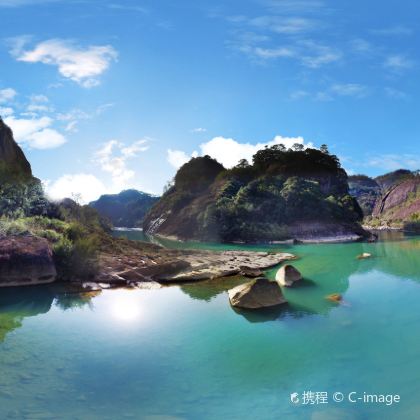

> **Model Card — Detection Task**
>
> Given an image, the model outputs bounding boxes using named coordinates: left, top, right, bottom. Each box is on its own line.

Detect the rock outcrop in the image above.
left=0, top=235, right=57, bottom=287
left=372, top=176, right=419, bottom=223
left=97, top=245, right=296, bottom=284
left=0, top=118, right=33, bottom=181
left=228, top=277, right=287, bottom=309
left=276, top=264, right=302, bottom=286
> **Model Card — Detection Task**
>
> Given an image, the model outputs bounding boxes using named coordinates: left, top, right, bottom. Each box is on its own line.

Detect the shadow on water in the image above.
left=0, top=284, right=100, bottom=342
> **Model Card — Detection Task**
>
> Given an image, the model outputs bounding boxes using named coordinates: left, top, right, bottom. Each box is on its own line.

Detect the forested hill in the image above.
left=144, top=145, right=366, bottom=242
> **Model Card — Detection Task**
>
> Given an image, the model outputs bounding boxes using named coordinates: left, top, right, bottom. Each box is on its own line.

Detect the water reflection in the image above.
left=0, top=285, right=99, bottom=342
left=232, top=303, right=315, bottom=323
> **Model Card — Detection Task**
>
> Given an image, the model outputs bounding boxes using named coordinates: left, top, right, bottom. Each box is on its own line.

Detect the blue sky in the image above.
left=0, top=0, right=419, bottom=202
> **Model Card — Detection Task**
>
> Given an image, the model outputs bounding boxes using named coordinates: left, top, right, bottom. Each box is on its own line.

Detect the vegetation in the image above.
left=0, top=183, right=110, bottom=281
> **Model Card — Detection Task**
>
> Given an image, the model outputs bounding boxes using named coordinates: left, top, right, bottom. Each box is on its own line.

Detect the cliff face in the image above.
left=144, top=148, right=365, bottom=242
left=89, top=189, right=159, bottom=228
left=372, top=175, right=419, bottom=222
left=0, top=118, right=33, bottom=182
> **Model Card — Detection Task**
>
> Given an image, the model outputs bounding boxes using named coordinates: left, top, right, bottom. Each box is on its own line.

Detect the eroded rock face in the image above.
left=0, top=235, right=57, bottom=287
left=276, top=264, right=302, bottom=287
left=0, top=119, right=33, bottom=181
left=228, top=277, right=287, bottom=309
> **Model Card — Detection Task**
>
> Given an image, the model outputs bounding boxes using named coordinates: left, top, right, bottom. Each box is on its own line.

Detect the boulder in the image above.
left=357, top=252, right=371, bottom=259
left=275, top=264, right=302, bottom=287
left=228, top=277, right=287, bottom=309
left=0, top=235, right=57, bottom=287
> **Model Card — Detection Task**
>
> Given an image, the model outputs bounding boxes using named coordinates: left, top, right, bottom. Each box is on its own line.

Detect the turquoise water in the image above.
left=1, top=233, right=419, bottom=419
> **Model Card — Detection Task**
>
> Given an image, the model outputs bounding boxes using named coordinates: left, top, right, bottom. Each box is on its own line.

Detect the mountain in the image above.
left=348, top=175, right=381, bottom=216
left=371, top=171, right=419, bottom=230
left=90, top=189, right=159, bottom=228
left=144, top=146, right=366, bottom=242
left=0, top=117, right=33, bottom=182
left=348, top=169, right=420, bottom=231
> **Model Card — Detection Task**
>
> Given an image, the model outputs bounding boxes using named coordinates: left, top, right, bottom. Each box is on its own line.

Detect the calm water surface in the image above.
left=0, top=231, right=419, bottom=419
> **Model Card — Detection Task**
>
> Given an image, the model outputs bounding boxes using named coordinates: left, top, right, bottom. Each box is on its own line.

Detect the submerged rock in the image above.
left=228, top=277, right=287, bottom=309
left=0, top=235, right=56, bottom=287
left=326, top=293, right=342, bottom=303
left=275, top=264, right=302, bottom=287
left=357, top=252, right=372, bottom=259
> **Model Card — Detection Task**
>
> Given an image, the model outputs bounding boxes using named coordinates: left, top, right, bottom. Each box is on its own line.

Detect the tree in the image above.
left=292, top=143, right=304, bottom=151
left=320, top=144, right=329, bottom=154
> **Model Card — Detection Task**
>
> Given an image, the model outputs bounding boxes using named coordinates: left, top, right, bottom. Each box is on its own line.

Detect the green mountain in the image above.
left=144, top=146, right=366, bottom=242
left=90, top=189, right=159, bottom=228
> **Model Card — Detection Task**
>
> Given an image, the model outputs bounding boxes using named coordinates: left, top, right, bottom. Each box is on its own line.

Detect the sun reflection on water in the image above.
left=110, top=292, right=142, bottom=322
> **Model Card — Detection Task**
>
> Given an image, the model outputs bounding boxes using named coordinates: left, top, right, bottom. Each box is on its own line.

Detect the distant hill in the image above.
left=348, top=175, right=381, bottom=215
left=349, top=169, right=419, bottom=230
left=144, top=146, right=366, bottom=242
left=90, top=189, right=159, bottom=228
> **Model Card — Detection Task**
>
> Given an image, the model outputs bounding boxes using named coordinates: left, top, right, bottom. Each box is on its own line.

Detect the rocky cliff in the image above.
left=89, top=189, right=159, bottom=228
left=0, top=118, right=33, bottom=182
left=144, top=147, right=366, bottom=242
left=371, top=173, right=419, bottom=227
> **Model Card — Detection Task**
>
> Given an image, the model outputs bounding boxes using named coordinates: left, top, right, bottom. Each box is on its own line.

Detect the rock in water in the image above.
left=276, top=264, right=302, bottom=287
left=0, top=235, right=57, bottom=287
left=357, top=252, right=371, bottom=259
left=326, top=293, right=342, bottom=303
left=228, top=277, right=287, bottom=309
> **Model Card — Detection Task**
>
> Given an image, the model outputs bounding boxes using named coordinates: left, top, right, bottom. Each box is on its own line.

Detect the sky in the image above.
left=0, top=0, right=419, bottom=203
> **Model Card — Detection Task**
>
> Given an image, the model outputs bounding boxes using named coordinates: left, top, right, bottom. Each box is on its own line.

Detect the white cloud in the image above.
left=4, top=115, right=66, bottom=149
left=25, top=128, right=66, bottom=149
left=12, top=39, right=118, bottom=87
left=0, top=88, right=17, bottom=103
left=0, top=107, right=14, bottom=117
left=168, top=135, right=312, bottom=169
left=300, top=41, right=341, bottom=68
left=384, top=55, right=413, bottom=71
left=95, top=139, right=149, bottom=189
left=46, top=173, right=107, bottom=204
left=249, top=16, right=317, bottom=34
left=253, top=46, right=295, bottom=59
left=291, top=83, right=368, bottom=101
left=385, top=87, right=408, bottom=99
left=330, top=83, right=368, bottom=98
left=167, top=149, right=192, bottom=169
left=191, top=127, right=207, bottom=133
left=366, top=154, right=420, bottom=172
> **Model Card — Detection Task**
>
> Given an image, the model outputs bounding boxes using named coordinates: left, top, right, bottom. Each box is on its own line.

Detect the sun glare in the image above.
left=110, top=293, right=142, bottom=322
